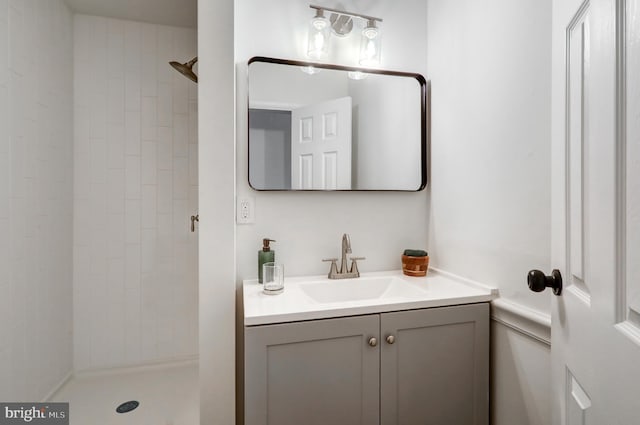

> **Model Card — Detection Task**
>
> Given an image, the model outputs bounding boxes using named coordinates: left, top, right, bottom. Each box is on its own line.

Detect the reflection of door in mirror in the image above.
left=291, top=97, right=352, bottom=190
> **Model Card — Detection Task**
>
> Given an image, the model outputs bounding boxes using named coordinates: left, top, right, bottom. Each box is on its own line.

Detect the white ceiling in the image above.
left=64, top=0, right=197, bottom=28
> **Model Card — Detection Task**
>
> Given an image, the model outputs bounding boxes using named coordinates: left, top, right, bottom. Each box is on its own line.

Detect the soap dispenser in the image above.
left=258, top=238, right=276, bottom=283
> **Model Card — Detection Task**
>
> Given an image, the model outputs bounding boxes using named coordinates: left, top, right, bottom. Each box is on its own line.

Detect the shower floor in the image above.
left=50, top=360, right=199, bottom=425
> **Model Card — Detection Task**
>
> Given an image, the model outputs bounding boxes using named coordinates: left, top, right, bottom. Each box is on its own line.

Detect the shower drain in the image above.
left=116, top=400, right=139, bottom=414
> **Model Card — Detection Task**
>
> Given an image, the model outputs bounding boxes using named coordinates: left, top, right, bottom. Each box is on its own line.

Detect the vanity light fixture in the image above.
left=307, top=5, right=383, bottom=66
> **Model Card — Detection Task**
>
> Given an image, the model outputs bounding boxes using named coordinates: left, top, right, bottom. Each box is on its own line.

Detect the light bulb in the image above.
left=366, top=39, right=376, bottom=57
left=359, top=20, right=381, bottom=66
left=307, top=10, right=330, bottom=59
left=314, top=32, right=325, bottom=50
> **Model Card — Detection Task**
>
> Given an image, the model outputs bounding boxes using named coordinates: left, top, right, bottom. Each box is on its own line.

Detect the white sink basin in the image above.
left=299, top=276, right=428, bottom=304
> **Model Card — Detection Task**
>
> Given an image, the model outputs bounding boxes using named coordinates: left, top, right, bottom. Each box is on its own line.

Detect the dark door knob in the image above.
left=527, top=269, right=562, bottom=296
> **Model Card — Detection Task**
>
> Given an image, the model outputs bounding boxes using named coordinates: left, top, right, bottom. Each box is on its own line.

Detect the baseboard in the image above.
left=491, top=298, right=551, bottom=345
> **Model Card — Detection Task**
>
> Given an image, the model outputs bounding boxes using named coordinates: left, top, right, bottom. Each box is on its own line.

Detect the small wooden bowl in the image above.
left=402, top=255, right=429, bottom=277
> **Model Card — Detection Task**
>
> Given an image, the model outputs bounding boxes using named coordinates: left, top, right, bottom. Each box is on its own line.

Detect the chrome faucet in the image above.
left=322, top=233, right=365, bottom=279
left=340, top=233, right=352, bottom=274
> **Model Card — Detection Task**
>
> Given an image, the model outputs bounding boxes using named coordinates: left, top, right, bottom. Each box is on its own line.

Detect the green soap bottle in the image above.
left=258, top=238, right=276, bottom=283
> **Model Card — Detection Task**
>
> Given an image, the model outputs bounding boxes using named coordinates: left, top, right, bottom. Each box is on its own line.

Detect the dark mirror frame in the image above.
left=247, top=56, right=429, bottom=192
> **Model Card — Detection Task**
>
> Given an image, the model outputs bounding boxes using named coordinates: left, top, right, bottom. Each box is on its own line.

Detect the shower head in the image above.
left=169, top=57, right=198, bottom=83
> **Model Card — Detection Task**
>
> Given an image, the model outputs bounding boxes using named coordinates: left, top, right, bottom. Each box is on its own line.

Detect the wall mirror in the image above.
left=248, top=57, right=428, bottom=191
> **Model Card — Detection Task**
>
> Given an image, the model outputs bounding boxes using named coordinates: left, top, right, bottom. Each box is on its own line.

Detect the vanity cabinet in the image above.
left=380, top=303, right=489, bottom=425
left=244, top=302, right=489, bottom=425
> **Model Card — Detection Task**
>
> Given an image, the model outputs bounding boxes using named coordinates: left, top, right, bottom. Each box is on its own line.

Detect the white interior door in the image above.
left=291, top=96, right=352, bottom=190
left=551, top=0, right=640, bottom=423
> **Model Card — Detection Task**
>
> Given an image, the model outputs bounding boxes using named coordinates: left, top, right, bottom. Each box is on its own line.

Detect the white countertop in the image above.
left=243, top=268, right=498, bottom=326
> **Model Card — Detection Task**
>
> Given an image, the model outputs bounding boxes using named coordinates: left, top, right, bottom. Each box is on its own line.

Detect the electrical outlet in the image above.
left=237, top=197, right=255, bottom=224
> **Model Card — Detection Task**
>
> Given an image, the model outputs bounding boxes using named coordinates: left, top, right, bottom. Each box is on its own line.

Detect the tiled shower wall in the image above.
left=73, top=15, right=198, bottom=370
left=0, top=0, right=74, bottom=400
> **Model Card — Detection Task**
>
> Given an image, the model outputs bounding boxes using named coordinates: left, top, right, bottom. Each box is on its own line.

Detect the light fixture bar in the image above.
left=309, top=4, right=382, bottom=23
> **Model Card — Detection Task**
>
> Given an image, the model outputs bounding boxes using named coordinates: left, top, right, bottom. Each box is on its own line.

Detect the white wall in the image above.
left=198, top=0, right=235, bottom=423
left=425, top=0, right=552, bottom=312
left=425, top=0, right=552, bottom=424
left=348, top=75, right=422, bottom=189
left=249, top=61, right=349, bottom=107
left=0, top=0, right=74, bottom=401
left=235, top=0, right=429, bottom=284
left=73, top=15, right=198, bottom=370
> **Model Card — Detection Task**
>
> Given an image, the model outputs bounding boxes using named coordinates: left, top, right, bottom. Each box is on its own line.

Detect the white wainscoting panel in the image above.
left=491, top=312, right=551, bottom=425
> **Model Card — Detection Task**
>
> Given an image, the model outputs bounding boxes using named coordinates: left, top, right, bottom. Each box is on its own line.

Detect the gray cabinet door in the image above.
left=245, top=314, right=380, bottom=425
left=380, top=303, right=489, bottom=425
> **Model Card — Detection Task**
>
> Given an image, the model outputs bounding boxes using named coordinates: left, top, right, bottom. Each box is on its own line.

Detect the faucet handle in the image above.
left=322, top=258, right=339, bottom=279
left=349, top=257, right=366, bottom=276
